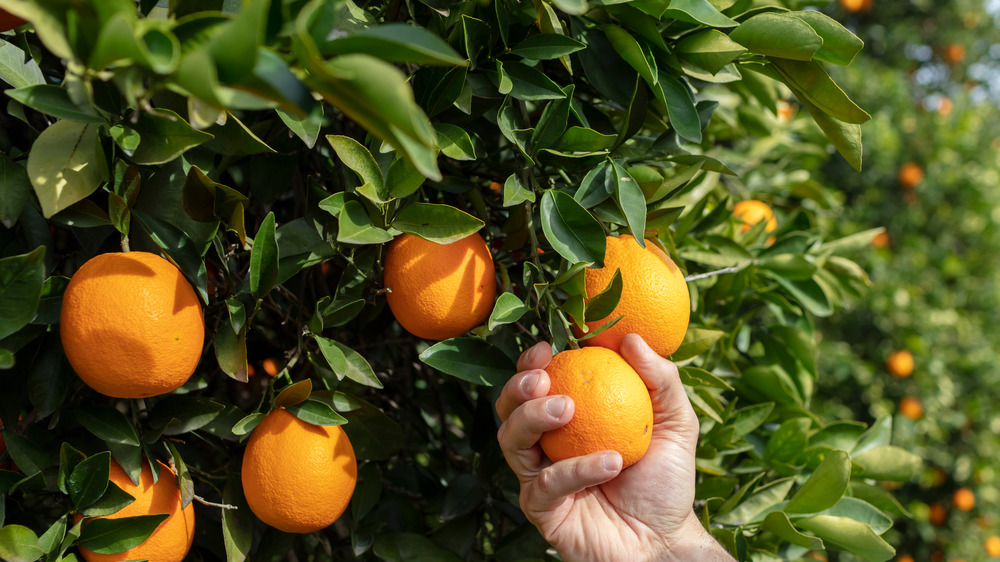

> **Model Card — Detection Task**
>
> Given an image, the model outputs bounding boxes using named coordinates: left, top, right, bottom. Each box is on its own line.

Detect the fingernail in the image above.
left=546, top=396, right=567, bottom=418
left=602, top=453, right=623, bottom=472
left=527, top=343, right=544, bottom=363
left=519, top=373, right=538, bottom=395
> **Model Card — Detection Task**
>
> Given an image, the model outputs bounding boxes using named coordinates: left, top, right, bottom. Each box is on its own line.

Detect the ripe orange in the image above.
left=944, top=43, right=965, bottom=63
left=937, top=96, right=953, bottom=116
left=76, top=459, right=195, bottom=562
left=898, top=162, right=924, bottom=189
left=60, top=252, right=205, bottom=398
left=897, top=556, right=915, bottom=562
left=953, top=487, right=976, bottom=511
left=839, top=0, right=872, bottom=11
left=733, top=200, right=778, bottom=234
left=383, top=232, right=496, bottom=340
left=261, top=357, right=280, bottom=377
left=242, top=408, right=357, bottom=533
left=539, top=347, right=654, bottom=469
left=871, top=232, right=890, bottom=248
left=928, top=502, right=947, bottom=526
left=899, top=396, right=923, bottom=420
left=886, top=350, right=914, bottom=377
left=573, top=235, right=690, bottom=357
left=986, top=535, right=1000, bottom=557
left=0, top=8, right=26, bottom=31
left=775, top=100, right=795, bottom=122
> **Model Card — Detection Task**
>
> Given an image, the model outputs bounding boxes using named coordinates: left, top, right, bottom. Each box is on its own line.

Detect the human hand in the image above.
left=495, top=334, right=733, bottom=561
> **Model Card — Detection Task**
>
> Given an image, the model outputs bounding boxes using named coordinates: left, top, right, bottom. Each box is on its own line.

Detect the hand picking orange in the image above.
left=75, top=459, right=195, bottom=562
left=60, top=251, right=205, bottom=398
left=242, top=408, right=357, bottom=533
left=575, top=235, right=690, bottom=357
left=539, top=347, right=653, bottom=469
left=383, top=232, right=496, bottom=340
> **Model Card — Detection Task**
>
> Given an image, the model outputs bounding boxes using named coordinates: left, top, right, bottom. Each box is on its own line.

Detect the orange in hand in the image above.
left=242, top=408, right=357, bottom=533
left=383, top=232, right=496, bottom=340
left=575, top=235, right=690, bottom=357
left=60, top=252, right=205, bottom=398
left=539, top=347, right=653, bottom=469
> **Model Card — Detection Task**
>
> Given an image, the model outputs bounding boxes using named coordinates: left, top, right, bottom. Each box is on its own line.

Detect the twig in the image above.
left=684, top=266, right=741, bottom=282
left=193, top=495, right=238, bottom=510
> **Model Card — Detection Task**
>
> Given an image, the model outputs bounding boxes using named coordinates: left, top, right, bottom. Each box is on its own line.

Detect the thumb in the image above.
left=619, top=334, right=699, bottom=434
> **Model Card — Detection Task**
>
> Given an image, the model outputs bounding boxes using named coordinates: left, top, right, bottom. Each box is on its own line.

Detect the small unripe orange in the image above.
left=898, top=162, right=924, bottom=189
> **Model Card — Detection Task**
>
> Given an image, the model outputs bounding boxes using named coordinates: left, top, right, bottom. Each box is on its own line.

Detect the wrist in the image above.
left=653, top=511, right=735, bottom=562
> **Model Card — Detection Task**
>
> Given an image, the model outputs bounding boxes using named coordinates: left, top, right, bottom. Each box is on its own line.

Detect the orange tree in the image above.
left=0, top=0, right=916, bottom=560
left=812, top=1, right=1000, bottom=559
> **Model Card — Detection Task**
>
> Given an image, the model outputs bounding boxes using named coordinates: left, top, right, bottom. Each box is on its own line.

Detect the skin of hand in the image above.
left=495, top=334, right=734, bottom=562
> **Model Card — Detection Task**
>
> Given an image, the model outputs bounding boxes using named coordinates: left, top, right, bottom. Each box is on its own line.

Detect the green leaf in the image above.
left=729, top=403, right=774, bottom=439
left=488, top=292, right=530, bottom=330
left=231, top=413, right=265, bottom=437
left=75, top=514, right=169, bottom=554
left=0, top=247, right=45, bottom=341
left=786, top=450, right=850, bottom=514
left=27, top=120, right=108, bottom=218
left=321, top=24, right=467, bottom=67
left=502, top=173, right=535, bottom=207
left=313, top=336, right=383, bottom=389
left=788, top=11, right=864, bottom=66
left=3, top=431, right=53, bottom=475
left=215, top=313, right=249, bottom=383
left=434, top=123, right=476, bottom=160
left=337, top=201, right=393, bottom=245
left=796, top=92, right=863, bottom=171
left=768, top=58, right=870, bottom=125
left=277, top=105, right=323, bottom=149
left=539, top=190, right=606, bottom=266
left=532, top=85, right=573, bottom=150
left=274, top=380, right=313, bottom=408
left=68, top=452, right=111, bottom=510
left=332, top=392, right=403, bottom=460
left=287, top=398, right=348, bottom=426
left=6, top=85, right=104, bottom=123
left=611, top=161, right=646, bottom=243
left=583, top=269, right=622, bottom=322
left=850, top=445, right=921, bottom=481
left=501, top=61, right=566, bottom=101
left=663, top=0, right=737, bottom=28
left=222, top=475, right=253, bottom=562
left=75, top=407, right=141, bottom=447
left=602, top=25, right=656, bottom=86
left=765, top=417, right=811, bottom=463
left=671, top=328, right=723, bottom=361
left=729, top=13, right=822, bottom=61
left=654, top=71, right=702, bottom=143
left=82, top=482, right=136, bottom=517
left=768, top=274, right=834, bottom=318
left=555, top=127, right=617, bottom=154
left=0, top=39, right=45, bottom=89
left=326, top=135, right=387, bottom=204
left=249, top=212, right=279, bottom=299
left=146, top=396, right=226, bottom=437
left=419, top=338, right=515, bottom=386
left=575, top=161, right=614, bottom=208
left=129, top=109, right=213, bottom=166
left=0, top=153, right=31, bottom=228
left=818, top=497, right=893, bottom=534
left=550, top=0, right=588, bottom=15
left=715, top=477, right=794, bottom=525
left=676, top=29, right=747, bottom=75
left=390, top=203, right=484, bottom=244
left=373, top=533, right=463, bottom=562
left=762, top=512, right=824, bottom=550
left=0, top=524, right=43, bottom=562
left=510, top=33, right=586, bottom=60
left=795, top=515, right=895, bottom=561
left=131, top=210, right=210, bottom=305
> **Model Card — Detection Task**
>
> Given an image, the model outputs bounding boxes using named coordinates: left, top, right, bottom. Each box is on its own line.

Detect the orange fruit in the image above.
left=0, top=8, right=26, bottom=31
left=899, top=396, right=923, bottom=420
left=383, top=232, right=496, bottom=340
left=928, top=502, right=947, bottom=526
left=937, top=96, right=953, bottom=116
left=872, top=232, right=890, bottom=248
left=488, top=181, right=502, bottom=194
left=775, top=100, right=795, bottom=122
left=76, top=459, right=195, bottom=562
left=944, top=43, right=965, bottom=63
left=839, top=0, right=872, bottom=11
left=953, top=487, right=976, bottom=511
left=733, top=200, right=778, bottom=234
left=573, top=235, right=690, bottom=357
left=986, top=535, right=1000, bottom=557
left=897, top=555, right=915, bottom=562
left=261, top=357, right=280, bottom=377
left=242, top=408, right=357, bottom=533
left=539, top=347, right=654, bottom=469
left=886, top=350, right=914, bottom=377
left=60, top=252, right=205, bottom=398
left=898, top=162, right=924, bottom=189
